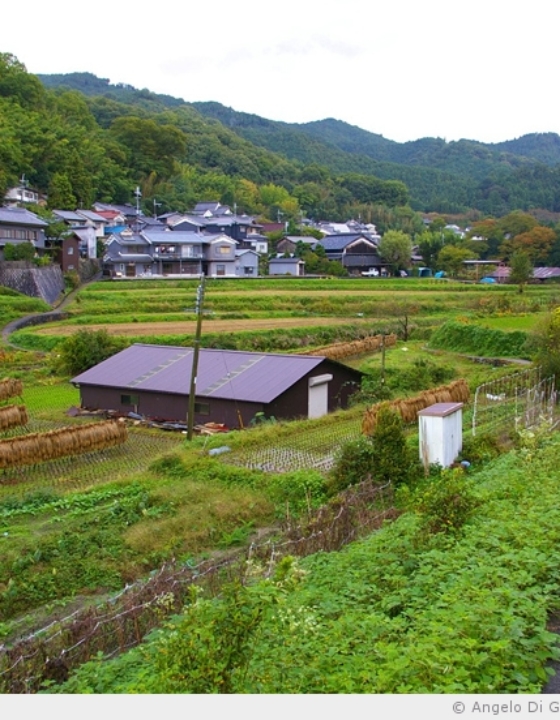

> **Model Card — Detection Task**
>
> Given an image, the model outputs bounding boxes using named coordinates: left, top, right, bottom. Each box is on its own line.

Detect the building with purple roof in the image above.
left=71, top=344, right=363, bottom=428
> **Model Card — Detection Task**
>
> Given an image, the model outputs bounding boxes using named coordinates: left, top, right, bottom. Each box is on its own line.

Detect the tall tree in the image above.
left=47, top=172, right=76, bottom=209
left=508, top=251, right=533, bottom=293
left=437, top=245, right=477, bottom=277
left=378, top=230, right=413, bottom=274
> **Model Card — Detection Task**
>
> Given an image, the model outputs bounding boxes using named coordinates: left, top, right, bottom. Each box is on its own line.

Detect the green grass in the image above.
left=476, top=314, right=547, bottom=332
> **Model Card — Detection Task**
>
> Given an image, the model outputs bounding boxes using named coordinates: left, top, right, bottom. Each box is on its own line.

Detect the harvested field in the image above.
left=32, top=316, right=374, bottom=338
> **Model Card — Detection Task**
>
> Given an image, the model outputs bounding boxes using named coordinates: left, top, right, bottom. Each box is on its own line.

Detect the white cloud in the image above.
left=2, top=0, right=560, bottom=143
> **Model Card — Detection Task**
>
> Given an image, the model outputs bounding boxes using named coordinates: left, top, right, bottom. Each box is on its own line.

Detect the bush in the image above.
left=408, top=467, right=480, bottom=535
left=459, top=432, right=502, bottom=465
left=329, top=405, right=421, bottom=494
left=369, top=404, right=421, bottom=486
left=3, top=242, right=35, bottom=261
left=56, top=329, right=125, bottom=375
left=328, top=437, right=375, bottom=494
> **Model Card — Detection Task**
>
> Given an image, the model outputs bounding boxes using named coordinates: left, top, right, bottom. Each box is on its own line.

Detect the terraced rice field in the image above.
left=31, top=316, right=375, bottom=337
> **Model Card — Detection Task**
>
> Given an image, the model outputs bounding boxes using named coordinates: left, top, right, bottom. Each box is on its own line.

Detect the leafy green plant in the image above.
left=459, top=432, right=503, bottom=465
left=368, top=404, right=421, bottom=486
left=408, top=467, right=480, bottom=535
left=328, top=437, right=375, bottom=494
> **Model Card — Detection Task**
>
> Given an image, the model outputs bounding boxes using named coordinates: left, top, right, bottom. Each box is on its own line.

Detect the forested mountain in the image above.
left=191, top=102, right=560, bottom=214
left=0, top=57, right=558, bottom=219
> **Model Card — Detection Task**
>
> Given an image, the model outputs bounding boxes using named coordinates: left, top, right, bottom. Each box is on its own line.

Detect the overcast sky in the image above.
left=2, top=0, right=558, bottom=144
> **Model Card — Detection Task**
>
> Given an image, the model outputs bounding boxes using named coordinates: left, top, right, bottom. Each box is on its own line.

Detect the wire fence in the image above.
left=472, top=367, right=557, bottom=436
left=0, top=477, right=395, bottom=694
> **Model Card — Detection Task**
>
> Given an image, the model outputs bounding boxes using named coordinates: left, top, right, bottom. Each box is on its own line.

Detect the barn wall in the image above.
left=266, top=360, right=362, bottom=420
left=78, top=386, right=263, bottom=428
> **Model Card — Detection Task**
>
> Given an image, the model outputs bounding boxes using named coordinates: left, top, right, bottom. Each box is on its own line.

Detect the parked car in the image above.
left=361, top=268, right=379, bottom=277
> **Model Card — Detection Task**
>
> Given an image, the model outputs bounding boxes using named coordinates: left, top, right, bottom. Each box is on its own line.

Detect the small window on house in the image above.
left=67, top=247, right=74, bottom=255
left=194, top=402, right=210, bottom=414
left=219, top=245, right=230, bottom=254
left=121, top=394, right=139, bottom=406
left=216, top=264, right=226, bottom=276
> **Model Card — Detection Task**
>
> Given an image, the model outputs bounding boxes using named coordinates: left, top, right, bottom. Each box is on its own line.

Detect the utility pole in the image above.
left=187, top=275, right=205, bottom=440
left=134, top=186, right=142, bottom=231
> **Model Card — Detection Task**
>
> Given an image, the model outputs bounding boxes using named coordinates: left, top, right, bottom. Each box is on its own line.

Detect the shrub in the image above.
left=56, top=329, right=125, bottom=375
left=459, top=432, right=502, bottom=465
left=369, top=404, right=421, bottom=486
left=409, top=467, right=480, bottom=535
left=329, top=405, right=420, bottom=494
left=328, top=437, right=375, bottom=494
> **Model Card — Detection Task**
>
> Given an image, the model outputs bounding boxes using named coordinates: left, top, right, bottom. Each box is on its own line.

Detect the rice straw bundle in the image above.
left=0, top=378, right=23, bottom=403
left=0, top=405, right=28, bottom=431
left=0, top=420, right=128, bottom=469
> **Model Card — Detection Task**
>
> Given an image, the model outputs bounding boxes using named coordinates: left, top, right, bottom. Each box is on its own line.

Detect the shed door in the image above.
left=308, top=374, right=333, bottom=419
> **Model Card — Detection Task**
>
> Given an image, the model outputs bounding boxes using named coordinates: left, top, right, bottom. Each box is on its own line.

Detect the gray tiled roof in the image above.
left=72, top=344, right=327, bottom=404
left=0, top=207, right=48, bottom=227
left=319, top=234, right=377, bottom=252
left=143, top=231, right=212, bottom=245
left=53, top=210, right=84, bottom=223
left=76, top=210, right=107, bottom=223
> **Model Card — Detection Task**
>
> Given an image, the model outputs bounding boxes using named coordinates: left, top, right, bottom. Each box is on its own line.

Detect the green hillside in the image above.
left=0, top=57, right=557, bottom=215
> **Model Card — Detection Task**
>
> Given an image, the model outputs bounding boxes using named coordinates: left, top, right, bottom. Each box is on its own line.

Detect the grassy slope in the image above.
left=49, top=430, right=560, bottom=694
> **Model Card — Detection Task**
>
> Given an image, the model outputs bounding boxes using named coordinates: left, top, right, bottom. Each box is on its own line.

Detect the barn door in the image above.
left=308, top=374, right=333, bottom=419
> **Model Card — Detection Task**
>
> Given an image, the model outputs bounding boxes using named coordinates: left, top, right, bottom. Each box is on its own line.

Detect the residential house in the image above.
left=276, top=236, right=320, bottom=255
left=102, top=228, right=238, bottom=278
left=201, top=214, right=261, bottom=243
left=243, top=232, right=268, bottom=255
left=235, top=249, right=260, bottom=277
left=190, top=201, right=231, bottom=217
left=55, top=234, right=80, bottom=273
left=94, top=209, right=128, bottom=236
left=103, top=228, right=154, bottom=278
left=4, top=183, right=42, bottom=207
left=71, top=343, right=364, bottom=428
left=75, top=210, right=109, bottom=240
left=170, top=215, right=207, bottom=233
left=93, top=201, right=145, bottom=226
left=0, top=207, right=47, bottom=259
left=318, top=233, right=385, bottom=276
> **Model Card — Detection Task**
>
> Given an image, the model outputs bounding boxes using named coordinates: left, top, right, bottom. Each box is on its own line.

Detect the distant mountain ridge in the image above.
left=37, top=72, right=560, bottom=215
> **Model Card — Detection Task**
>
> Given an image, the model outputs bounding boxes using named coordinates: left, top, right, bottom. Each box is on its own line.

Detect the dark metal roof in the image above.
left=72, top=344, right=330, bottom=404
